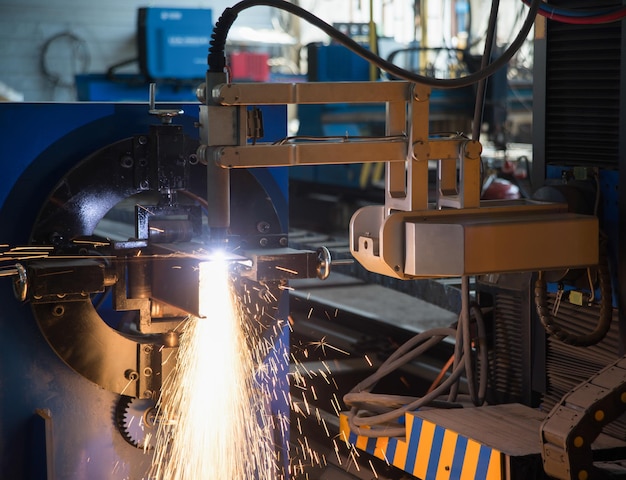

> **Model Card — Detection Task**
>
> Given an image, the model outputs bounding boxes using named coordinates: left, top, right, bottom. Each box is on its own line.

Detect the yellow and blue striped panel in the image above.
left=340, top=413, right=502, bottom=479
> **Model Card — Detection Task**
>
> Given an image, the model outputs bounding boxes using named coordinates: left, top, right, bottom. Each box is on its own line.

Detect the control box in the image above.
left=138, top=7, right=213, bottom=80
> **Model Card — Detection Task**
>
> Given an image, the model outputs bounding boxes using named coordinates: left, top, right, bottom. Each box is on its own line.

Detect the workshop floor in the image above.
left=291, top=272, right=458, bottom=332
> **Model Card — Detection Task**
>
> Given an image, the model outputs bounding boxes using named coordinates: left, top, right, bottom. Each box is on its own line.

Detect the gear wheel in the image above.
left=116, top=395, right=158, bottom=449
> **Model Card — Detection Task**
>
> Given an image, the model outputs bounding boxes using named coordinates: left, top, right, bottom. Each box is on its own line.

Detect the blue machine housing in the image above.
left=0, top=102, right=289, bottom=479
left=75, top=74, right=201, bottom=102
left=138, top=7, right=213, bottom=80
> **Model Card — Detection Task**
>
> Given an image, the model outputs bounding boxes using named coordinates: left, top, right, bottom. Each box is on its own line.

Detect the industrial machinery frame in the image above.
left=0, top=102, right=297, bottom=479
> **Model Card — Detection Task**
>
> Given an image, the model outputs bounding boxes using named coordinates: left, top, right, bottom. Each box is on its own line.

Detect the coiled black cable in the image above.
left=208, top=0, right=541, bottom=89
left=534, top=232, right=613, bottom=347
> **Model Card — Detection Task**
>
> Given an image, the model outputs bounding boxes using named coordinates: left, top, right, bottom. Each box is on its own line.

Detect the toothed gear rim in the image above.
left=116, top=395, right=158, bottom=449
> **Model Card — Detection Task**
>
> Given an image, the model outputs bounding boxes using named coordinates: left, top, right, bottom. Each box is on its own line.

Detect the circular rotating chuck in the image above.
left=115, top=395, right=158, bottom=450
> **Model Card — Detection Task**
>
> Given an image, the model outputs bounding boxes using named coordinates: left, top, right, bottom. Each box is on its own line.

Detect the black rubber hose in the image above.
left=208, top=0, right=541, bottom=89
left=471, top=0, right=500, bottom=142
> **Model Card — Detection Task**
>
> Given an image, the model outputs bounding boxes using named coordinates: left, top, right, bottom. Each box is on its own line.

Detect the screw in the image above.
left=120, top=155, right=134, bottom=168
left=257, top=221, right=271, bottom=233
left=145, top=408, right=158, bottom=427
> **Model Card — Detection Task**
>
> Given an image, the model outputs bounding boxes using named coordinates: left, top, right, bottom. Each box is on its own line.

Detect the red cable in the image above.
left=537, top=7, right=626, bottom=24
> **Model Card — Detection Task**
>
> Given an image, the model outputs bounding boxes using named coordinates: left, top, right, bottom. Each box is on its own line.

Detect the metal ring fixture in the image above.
left=26, top=127, right=283, bottom=396
left=12, top=263, right=28, bottom=302
left=316, top=246, right=331, bottom=280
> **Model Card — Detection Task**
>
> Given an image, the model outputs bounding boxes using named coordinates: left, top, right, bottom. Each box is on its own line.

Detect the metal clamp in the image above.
left=148, top=83, right=183, bottom=124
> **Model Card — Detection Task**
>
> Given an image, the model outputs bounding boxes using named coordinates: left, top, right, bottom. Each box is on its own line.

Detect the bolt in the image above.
left=145, top=407, right=158, bottom=427
left=196, top=83, right=207, bottom=103
left=143, top=367, right=153, bottom=377
left=257, top=221, right=271, bottom=233
left=125, top=370, right=139, bottom=381
left=196, top=145, right=209, bottom=165
left=138, top=136, right=148, bottom=145
left=143, top=344, right=153, bottom=354
left=259, top=238, right=268, bottom=247
left=120, top=155, right=134, bottom=168
left=279, top=237, right=288, bottom=246
left=464, top=140, right=482, bottom=160
left=162, top=330, right=180, bottom=348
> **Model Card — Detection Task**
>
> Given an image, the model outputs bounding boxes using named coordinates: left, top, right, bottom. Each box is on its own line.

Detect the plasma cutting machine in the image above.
left=194, top=74, right=618, bottom=479
left=194, top=2, right=624, bottom=479
left=0, top=91, right=331, bottom=478
left=2, top=1, right=624, bottom=479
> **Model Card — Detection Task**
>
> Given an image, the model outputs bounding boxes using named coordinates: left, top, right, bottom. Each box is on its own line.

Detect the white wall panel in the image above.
left=0, top=0, right=273, bottom=100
